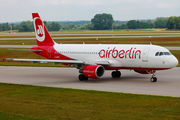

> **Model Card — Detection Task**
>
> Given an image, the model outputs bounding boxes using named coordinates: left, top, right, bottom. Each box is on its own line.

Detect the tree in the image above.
left=91, top=13, right=114, bottom=30
left=79, top=23, right=93, bottom=30
left=167, top=16, right=180, bottom=30
left=127, top=20, right=155, bottom=29
left=62, top=25, right=69, bottom=30
left=127, top=20, right=138, bottom=29
left=43, top=21, right=48, bottom=28
left=68, top=23, right=75, bottom=29
left=48, top=22, right=61, bottom=31
left=18, top=21, right=34, bottom=32
left=121, top=24, right=128, bottom=29
left=147, top=20, right=155, bottom=28
left=155, top=17, right=169, bottom=28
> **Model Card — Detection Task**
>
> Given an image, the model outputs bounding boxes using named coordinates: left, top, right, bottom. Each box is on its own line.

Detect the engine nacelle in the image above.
left=83, top=65, right=105, bottom=79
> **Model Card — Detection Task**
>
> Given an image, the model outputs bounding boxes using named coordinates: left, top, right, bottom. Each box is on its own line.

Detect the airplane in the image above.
left=2, top=13, right=178, bottom=82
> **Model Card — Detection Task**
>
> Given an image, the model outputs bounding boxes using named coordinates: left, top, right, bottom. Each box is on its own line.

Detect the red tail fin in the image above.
left=32, top=13, right=54, bottom=46
left=1, top=56, right=6, bottom=62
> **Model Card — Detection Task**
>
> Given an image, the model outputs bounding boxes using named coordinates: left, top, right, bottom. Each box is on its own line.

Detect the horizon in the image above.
left=0, top=18, right=158, bottom=24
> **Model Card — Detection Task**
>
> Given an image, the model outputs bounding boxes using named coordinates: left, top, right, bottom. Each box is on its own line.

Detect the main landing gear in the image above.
left=78, top=74, right=88, bottom=81
left=150, top=70, right=157, bottom=82
left=111, top=70, right=121, bottom=78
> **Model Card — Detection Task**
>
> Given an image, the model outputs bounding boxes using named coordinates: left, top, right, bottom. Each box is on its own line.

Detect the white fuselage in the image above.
left=53, top=43, right=178, bottom=70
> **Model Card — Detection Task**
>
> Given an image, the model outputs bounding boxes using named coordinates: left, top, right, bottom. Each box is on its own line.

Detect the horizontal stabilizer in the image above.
left=8, top=49, right=42, bottom=52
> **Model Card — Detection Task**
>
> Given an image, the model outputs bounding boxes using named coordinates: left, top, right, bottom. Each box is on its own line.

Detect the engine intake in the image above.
left=83, top=65, right=105, bottom=79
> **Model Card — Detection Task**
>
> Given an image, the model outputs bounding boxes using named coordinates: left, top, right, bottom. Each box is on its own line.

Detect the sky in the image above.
left=0, top=0, right=180, bottom=22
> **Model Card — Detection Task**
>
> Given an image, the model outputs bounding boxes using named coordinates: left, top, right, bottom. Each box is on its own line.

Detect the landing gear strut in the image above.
left=111, top=70, right=121, bottom=78
left=78, top=74, right=88, bottom=81
left=150, top=70, right=157, bottom=82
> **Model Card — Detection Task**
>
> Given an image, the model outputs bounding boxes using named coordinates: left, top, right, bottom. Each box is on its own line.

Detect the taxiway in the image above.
left=0, top=66, right=179, bottom=97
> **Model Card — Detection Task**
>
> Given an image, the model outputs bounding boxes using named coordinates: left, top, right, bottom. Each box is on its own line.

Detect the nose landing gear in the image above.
left=149, top=70, right=157, bottom=82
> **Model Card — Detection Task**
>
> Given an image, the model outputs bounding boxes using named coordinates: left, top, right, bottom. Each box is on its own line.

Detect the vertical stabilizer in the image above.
left=32, top=13, right=54, bottom=46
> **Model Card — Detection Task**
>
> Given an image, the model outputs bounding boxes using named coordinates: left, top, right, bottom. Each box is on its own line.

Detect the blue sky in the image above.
left=0, top=0, right=180, bottom=22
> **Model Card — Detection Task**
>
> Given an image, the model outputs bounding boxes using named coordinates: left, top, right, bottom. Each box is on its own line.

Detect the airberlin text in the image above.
left=99, top=47, right=141, bottom=59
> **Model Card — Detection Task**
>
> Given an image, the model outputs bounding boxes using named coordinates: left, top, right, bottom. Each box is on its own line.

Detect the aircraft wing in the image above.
left=4, top=58, right=110, bottom=66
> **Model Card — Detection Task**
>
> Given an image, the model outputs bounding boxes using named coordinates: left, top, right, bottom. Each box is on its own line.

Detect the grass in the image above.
left=0, top=83, right=180, bottom=120
left=171, top=50, right=180, bottom=67
left=0, top=112, right=44, bottom=120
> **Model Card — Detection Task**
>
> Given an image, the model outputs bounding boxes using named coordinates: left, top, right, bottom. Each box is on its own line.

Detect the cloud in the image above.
left=0, top=0, right=180, bottom=22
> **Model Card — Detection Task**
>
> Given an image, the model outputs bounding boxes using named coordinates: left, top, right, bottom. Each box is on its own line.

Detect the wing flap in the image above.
left=10, top=58, right=85, bottom=64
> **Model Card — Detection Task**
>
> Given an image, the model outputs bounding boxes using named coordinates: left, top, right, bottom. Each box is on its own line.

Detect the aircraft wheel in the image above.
left=79, top=74, right=84, bottom=81
left=78, top=74, right=88, bottom=81
left=84, top=76, right=88, bottom=81
left=150, top=77, right=157, bottom=82
left=116, top=71, right=121, bottom=78
left=111, top=71, right=117, bottom=78
left=112, top=71, right=121, bottom=78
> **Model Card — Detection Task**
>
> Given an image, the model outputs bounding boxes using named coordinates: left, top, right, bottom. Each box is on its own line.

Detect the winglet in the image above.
left=2, top=56, right=6, bottom=62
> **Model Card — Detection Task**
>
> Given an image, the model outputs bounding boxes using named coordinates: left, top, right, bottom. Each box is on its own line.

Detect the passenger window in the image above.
left=155, top=52, right=159, bottom=56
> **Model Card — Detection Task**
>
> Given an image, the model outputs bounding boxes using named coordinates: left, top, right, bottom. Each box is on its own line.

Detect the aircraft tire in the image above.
left=79, top=74, right=88, bottom=81
left=79, top=74, right=85, bottom=81
left=84, top=76, right=88, bottom=81
left=150, top=77, right=157, bottom=82
left=116, top=71, right=121, bottom=78
left=111, top=71, right=117, bottom=78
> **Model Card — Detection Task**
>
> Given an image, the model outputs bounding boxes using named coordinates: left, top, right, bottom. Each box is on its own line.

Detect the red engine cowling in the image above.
left=134, top=70, right=149, bottom=74
left=83, top=65, right=105, bottom=79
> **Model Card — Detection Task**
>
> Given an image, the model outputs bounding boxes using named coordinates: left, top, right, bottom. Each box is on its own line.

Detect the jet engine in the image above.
left=82, top=65, right=105, bottom=79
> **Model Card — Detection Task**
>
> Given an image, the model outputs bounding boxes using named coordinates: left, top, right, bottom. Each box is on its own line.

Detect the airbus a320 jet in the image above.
left=3, top=13, right=178, bottom=82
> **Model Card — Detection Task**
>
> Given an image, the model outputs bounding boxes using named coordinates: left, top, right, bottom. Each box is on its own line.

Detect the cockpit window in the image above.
left=159, top=52, right=163, bottom=56
left=164, top=52, right=171, bottom=55
left=155, top=52, right=159, bottom=56
left=155, top=52, right=172, bottom=56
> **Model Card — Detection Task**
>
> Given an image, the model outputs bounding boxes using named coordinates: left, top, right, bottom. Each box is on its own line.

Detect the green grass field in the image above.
left=0, top=83, right=180, bottom=120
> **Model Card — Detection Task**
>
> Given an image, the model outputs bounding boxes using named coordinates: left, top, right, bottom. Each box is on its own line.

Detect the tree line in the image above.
left=0, top=14, right=180, bottom=32
left=167, top=16, right=180, bottom=30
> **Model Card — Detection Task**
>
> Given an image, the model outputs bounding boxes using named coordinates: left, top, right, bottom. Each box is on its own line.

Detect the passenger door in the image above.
left=142, top=48, right=150, bottom=62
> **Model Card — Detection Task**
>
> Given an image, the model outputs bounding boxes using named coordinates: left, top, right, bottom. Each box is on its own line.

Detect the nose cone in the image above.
left=170, top=56, right=179, bottom=68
